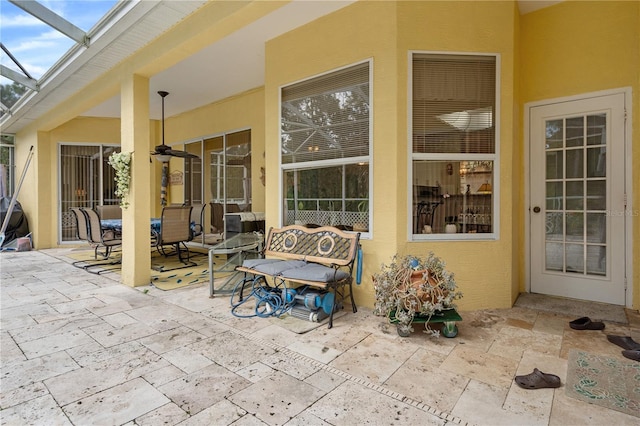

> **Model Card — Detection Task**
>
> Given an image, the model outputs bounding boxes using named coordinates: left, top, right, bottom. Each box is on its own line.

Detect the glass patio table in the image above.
left=208, top=232, right=264, bottom=297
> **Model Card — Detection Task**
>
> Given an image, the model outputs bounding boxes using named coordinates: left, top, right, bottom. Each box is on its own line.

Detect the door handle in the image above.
left=533, top=206, right=541, bottom=213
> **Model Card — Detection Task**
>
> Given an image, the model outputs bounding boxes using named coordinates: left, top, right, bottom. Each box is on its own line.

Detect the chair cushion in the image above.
left=280, top=263, right=349, bottom=282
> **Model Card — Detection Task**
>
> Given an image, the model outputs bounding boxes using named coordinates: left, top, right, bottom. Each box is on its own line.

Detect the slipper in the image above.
left=607, top=335, right=640, bottom=350
left=514, top=368, right=561, bottom=389
left=569, top=316, right=605, bottom=330
left=621, top=350, right=640, bottom=362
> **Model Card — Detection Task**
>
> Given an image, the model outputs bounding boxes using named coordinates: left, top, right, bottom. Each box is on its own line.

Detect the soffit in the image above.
left=1, top=0, right=560, bottom=135
left=0, top=0, right=208, bottom=134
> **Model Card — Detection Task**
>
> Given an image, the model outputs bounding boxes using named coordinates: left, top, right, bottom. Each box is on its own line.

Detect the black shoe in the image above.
left=621, top=350, right=640, bottom=362
left=569, top=317, right=605, bottom=330
left=607, top=335, right=640, bottom=350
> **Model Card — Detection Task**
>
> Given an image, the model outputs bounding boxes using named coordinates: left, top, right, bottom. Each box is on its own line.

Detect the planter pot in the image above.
left=445, top=224, right=457, bottom=234
left=398, top=270, right=448, bottom=312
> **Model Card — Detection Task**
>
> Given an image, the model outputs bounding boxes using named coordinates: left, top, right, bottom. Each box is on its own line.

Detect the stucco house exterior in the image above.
left=2, top=0, right=638, bottom=312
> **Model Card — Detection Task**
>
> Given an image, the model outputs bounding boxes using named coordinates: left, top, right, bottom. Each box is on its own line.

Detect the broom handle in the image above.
left=0, top=146, right=34, bottom=236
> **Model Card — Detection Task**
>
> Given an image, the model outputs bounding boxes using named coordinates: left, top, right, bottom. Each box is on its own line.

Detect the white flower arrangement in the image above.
left=107, top=151, right=131, bottom=209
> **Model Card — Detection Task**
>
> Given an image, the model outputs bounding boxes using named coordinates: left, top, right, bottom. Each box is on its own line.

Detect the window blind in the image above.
left=281, top=62, right=370, bottom=164
left=413, top=54, right=496, bottom=154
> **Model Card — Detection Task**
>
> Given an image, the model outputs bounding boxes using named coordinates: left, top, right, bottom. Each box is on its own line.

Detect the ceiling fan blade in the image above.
left=167, top=149, right=199, bottom=159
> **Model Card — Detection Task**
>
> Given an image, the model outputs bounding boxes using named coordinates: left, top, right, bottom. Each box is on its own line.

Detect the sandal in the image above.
left=514, top=368, right=561, bottom=389
left=569, top=316, right=605, bottom=330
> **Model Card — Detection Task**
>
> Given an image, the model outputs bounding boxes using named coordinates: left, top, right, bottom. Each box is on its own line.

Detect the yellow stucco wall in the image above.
left=9, top=0, right=636, bottom=309
left=266, top=1, right=518, bottom=310
left=520, top=0, right=640, bottom=308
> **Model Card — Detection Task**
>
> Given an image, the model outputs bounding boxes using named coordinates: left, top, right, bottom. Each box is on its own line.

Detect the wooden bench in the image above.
left=235, top=225, right=361, bottom=328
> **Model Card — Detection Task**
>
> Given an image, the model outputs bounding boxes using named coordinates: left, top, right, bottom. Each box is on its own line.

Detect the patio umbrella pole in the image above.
left=0, top=145, right=34, bottom=247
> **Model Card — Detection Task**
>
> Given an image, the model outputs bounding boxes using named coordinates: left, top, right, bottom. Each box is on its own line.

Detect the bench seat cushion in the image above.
left=241, top=259, right=282, bottom=269
left=280, top=263, right=349, bottom=283
left=250, top=260, right=308, bottom=276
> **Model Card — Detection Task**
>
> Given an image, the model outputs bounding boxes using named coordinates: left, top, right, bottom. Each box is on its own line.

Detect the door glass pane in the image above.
left=586, top=212, right=606, bottom=243
left=566, top=181, right=583, bottom=210
left=184, top=141, right=202, bottom=205
left=587, top=147, right=606, bottom=177
left=566, top=212, right=583, bottom=242
left=587, top=180, right=606, bottom=210
left=566, top=244, right=584, bottom=273
left=587, top=114, right=606, bottom=145
left=545, top=242, right=563, bottom=271
left=565, top=149, right=583, bottom=178
left=586, top=245, right=606, bottom=276
left=546, top=151, right=563, bottom=179
left=546, top=182, right=563, bottom=210
left=566, top=116, right=584, bottom=147
left=545, top=119, right=563, bottom=149
left=545, top=212, right=563, bottom=241
left=226, top=130, right=251, bottom=208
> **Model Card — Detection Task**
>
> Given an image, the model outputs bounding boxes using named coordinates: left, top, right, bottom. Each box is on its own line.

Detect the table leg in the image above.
left=209, top=250, right=215, bottom=298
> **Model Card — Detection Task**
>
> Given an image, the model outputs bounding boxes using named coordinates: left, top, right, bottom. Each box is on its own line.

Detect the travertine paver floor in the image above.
left=1, top=249, right=639, bottom=426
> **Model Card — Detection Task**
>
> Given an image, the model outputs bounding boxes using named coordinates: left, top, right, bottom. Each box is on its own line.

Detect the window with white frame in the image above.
left=281, top=61, right=370, bottom=232
left=411, top=53, right=497, bottom=238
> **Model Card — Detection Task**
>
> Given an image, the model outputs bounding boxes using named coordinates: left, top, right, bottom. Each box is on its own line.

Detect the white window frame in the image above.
left=279, top=59, right=373, bottom=238
left=408, top=51, right=501, bottom=241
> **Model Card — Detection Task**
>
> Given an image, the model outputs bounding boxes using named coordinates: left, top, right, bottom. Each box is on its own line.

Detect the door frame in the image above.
left=524, top=87, right=633, bottom=307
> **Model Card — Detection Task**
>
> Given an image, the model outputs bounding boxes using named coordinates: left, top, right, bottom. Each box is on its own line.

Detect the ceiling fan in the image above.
left=151, top=91, right=199, bottom=161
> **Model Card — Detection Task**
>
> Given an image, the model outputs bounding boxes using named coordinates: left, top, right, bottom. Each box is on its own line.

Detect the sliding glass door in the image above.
left=59, top=144, right=119, bottom=242
left=185, top=129, right=251, bottom=235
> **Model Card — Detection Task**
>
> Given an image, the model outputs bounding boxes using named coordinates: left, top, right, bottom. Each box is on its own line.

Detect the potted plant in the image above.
left=373, top=252, right=462, bottom=337
left=107, top=151, right=132, bottom=209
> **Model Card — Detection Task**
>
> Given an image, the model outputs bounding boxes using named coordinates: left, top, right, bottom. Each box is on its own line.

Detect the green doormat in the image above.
left=566, top=349, right=640, bottom=418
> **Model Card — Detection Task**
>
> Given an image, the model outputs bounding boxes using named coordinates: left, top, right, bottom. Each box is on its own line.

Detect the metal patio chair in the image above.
left=190, top=203, right=206, bottom=245
left=81, top=207, right=122, bottom=260
left=153, top=205, right=195, bottom=265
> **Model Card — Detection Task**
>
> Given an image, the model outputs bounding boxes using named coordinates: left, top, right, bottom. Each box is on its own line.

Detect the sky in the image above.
left=0, top=0, right=118, bottom=84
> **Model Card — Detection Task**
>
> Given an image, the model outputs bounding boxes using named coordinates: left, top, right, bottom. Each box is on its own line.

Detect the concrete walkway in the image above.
left=1, top=249, right=638, bottom=425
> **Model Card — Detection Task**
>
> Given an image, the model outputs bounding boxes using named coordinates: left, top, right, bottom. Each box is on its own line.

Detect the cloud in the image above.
left=0, top=0, right=118, bottom=81
left=0, top=13, right=47, bottom=28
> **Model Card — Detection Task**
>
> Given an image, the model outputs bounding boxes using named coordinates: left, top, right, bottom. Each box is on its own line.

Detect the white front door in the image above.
left=529, top=92, right=627, bottom=305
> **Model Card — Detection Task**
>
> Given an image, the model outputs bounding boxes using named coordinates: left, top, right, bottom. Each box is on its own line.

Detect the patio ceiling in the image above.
left=0, top=0, right=562, bottom=135
left=0, top=0, right=357, bottom=134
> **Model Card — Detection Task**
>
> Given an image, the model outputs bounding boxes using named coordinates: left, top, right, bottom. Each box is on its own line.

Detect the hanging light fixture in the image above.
left=154, top=91, right=172, bottom=163
left=156, top=91, right=171, bottom=206
left=150, top=91, right=199, bottom=206
left=150, top=91, right=198, bottom=162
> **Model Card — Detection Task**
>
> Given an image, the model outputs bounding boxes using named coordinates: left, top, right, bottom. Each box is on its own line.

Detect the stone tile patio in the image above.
left=1, top=249, right=639, bottom=425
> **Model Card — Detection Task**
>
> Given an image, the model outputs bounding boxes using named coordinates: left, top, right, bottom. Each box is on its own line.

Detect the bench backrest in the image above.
left=264, top=225, right=360, bottom=267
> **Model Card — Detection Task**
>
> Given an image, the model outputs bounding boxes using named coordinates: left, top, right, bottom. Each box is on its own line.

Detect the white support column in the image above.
left=120, top=74, right=151, bottom=287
